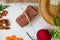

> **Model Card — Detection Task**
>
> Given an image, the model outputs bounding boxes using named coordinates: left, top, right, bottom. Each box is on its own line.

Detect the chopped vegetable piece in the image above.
left=11, top=35, right=16, bottom=40
left=53, top=16, right=59, bottom=26
left=5, top=36, right=11, bottom=40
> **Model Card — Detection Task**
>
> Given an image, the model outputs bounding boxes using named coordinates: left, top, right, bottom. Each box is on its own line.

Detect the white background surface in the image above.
left=0, top=3, right=53, bottom=40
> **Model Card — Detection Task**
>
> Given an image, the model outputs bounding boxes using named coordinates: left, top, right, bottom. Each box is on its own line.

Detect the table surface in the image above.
left=0, top=3, right=52, bottom=40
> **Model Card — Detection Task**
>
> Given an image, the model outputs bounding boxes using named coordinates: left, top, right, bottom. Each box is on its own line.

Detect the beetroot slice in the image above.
left=37, top=29, right=52, bottom=40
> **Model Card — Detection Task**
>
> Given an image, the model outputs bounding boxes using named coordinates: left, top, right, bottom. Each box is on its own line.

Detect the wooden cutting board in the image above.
left=4, top=0, right=38, bottom=3
left=39, top=0, right=60, bottom=26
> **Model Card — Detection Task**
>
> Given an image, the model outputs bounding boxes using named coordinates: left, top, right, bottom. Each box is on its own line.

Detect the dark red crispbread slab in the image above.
left=16, top=13, right=29, bottom=27
left=16, top=5, right=37, bottom=27
left=26, top=5, right=37, bottom=19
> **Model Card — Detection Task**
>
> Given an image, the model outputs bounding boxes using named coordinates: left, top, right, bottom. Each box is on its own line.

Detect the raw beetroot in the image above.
left=37, top=29, right=52, bottom=40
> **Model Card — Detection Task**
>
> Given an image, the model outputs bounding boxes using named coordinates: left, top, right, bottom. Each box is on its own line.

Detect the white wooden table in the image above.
left=0, top=3, right=51, bottom=40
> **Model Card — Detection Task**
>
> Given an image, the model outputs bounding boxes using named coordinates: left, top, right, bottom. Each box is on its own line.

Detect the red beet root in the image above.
left=37, top=29, right=52, bottom=40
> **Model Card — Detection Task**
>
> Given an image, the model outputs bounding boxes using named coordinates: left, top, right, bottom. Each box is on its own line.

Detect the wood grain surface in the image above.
left=39, top=0, right=55, bottom=26
left=39, top=0, right=60, bottom=26
left=4, top=0, right=38, bottom=3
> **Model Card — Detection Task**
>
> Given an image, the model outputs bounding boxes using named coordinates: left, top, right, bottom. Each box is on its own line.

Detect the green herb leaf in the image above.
left=0, top=4, right=3, bottom=11
left=51, top=17, right=60, bottom=39
left=0, top=4, right=9, bottom=11
left=51, top=27, right=60, bottom=39
left=3, top=5, right=9, bottom=9
left=53, top=16, right=59, bottom=26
